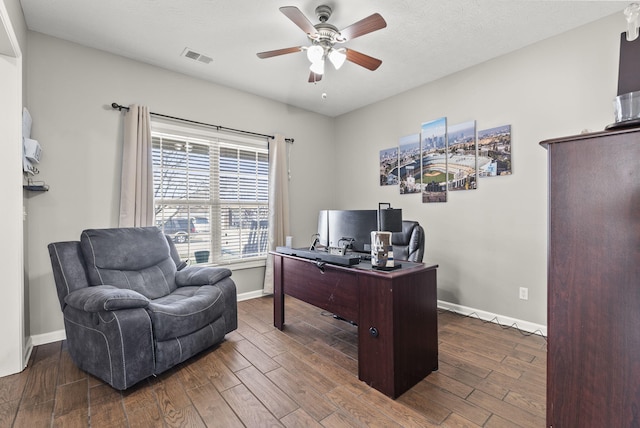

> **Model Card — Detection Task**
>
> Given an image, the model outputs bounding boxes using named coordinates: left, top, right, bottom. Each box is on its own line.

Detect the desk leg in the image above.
left=273, top=254, right=284, bottom=330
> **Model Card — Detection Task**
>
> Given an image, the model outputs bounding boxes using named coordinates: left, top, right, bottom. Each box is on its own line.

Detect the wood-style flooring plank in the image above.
left=199, top=351, right=241, bottom=392
left=319, top=410, right=362, bottom=427
left=89, top=394, right=127, bottom=427
left=438, top=341, right=523, bottom=379
left=467, top=389, right=545, bottom=428
left=354, top=387, right=440, bottom=428
left=216, top=340, right=253, bottom=373
left=53, top=378, right=88, bottom=418
left=186, top=382, right=244, bottom=428
left=177, top=353, right=218, bottom=391
left=125, top=404, right=163, bottom=428
left=6, top=297, right=548, bottom=427
left=12, top=400, right=55, bottom=427
left=397, top=387, right=455, bottom=425
left=440, top=412, right=484, bottom=428
left=235, top=365, right=299, bottom=419
left=220, top=384, right=283, bottom=427
left=280, top=408, right=324, bottom=428
left=232, top=338, right=281, bottom=374
left=53, top=407, right=89, bottom=427
left=423, top=370, right=475, bottom=400
left=411, top=380, right=492, bottom=426
left=0, top=400, right=19, bottom=427
left=57, top=348, right=86, bottom=386
left=237, top=319, right=288, bottom=358
left=163, top=404, right=206, bottom=428
left=482, top=370, right=545, bottom=402
left=273, top=352, right=337, bottom=394
left=324, top=385, right=404, bottom=428
left=20, top=344, right=61, bottom=407
left=0, top=370, right=29, bottom=405
left=266, top=367, right=336, bottom=421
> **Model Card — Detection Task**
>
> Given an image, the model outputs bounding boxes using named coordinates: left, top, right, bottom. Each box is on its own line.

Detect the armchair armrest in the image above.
left=175, top=266, right=232, bottom=286
left=64, top=285, right=150, bottom=312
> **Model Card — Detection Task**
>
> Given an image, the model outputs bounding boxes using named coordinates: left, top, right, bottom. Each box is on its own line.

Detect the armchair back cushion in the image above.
left=48, top=241, right=91, bottom=311
left=80, top=227, right=178, bottom=299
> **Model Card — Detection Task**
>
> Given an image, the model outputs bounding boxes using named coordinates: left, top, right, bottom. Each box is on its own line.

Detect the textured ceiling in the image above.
left=20, top=0, right=630, bottom=117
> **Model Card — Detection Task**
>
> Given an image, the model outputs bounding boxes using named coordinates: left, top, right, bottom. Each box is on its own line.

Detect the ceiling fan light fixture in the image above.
left=328, top=48, right=346, bottom=70
left=306, top=45, right=324, bottom=63
left=309, top=59, right=325, bottom=75
left=257, top=5, right=387, bottom=82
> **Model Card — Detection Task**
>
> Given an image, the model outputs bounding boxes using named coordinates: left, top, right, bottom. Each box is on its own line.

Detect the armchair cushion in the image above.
left=81, top=227, right=178, bottom=299
left=175, top=266, right=232, bottom=287
left=65, top=285, right=149, bottom=312
left=147, top=285, right=225, bottom=341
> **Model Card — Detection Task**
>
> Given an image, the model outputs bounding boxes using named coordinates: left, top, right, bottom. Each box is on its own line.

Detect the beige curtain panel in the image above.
left=118, top=104, right=154, bottom=227
left=263, top=134, right=291, bottom=294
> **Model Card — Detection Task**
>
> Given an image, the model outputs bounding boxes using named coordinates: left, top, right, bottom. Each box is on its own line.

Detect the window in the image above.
left=151, top=120, right=269, bottom=266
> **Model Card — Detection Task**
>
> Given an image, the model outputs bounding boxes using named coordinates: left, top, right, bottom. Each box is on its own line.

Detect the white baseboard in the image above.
left=438, top=300, right=547, bottom=337
left=22, top=336, right=33, bottom=369
left=237, top=289, right=270, bottom=301
left=31, top=329, right=66, bottom=346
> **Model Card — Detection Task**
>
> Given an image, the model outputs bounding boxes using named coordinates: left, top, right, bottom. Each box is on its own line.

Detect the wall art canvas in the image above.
left=379, top=147, right=399, bottom=186
left=398, top=133, right=421, bottom=194
left=447, top=120, right=477, bottom=191
left=420, top=117, right=448, bottom=203
left=478, top=124, right=512, bottom=177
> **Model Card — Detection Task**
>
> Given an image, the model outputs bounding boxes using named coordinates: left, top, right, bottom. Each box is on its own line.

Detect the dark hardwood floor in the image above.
left=0, top=296, right=547, bottom=427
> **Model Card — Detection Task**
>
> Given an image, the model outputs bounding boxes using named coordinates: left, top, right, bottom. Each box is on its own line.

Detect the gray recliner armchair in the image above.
left=47, top=227, right=237, bottom=390
left=392, top=220, right=425, bottom=262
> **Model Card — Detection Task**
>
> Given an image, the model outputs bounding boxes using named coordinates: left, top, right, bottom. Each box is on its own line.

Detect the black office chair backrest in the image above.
left=392, top=220, right=425, bottom=262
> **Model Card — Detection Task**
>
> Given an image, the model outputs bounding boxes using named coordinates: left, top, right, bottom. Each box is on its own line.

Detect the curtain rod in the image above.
left=111, top=103, right=294, bottom=144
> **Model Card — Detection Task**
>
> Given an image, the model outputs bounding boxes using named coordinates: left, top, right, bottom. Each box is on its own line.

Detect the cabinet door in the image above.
left=358, top=268, right=438, bottom=399
left=358, top=275, right=394, bottom=396
left=546, top=131, right=640, bottom=427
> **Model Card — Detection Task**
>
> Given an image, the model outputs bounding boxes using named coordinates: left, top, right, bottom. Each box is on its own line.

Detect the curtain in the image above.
left=263, top=134, right=290, bottom=294
left=118, top=105, right=154, bottom=227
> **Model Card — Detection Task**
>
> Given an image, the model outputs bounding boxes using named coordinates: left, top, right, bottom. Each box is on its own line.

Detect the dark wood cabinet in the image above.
left=358, top=268, right=438, bottom=397
left=541, top=128, right=640, bottom=427
left=273, top=252, right=438, bottom=398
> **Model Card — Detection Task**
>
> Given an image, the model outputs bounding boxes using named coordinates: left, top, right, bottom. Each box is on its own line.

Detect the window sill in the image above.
left=197, top=259, right=266, bottom=271
left=229, top=259, right=267, bottom=271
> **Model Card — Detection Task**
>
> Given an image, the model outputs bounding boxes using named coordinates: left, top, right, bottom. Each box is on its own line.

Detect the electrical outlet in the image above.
left=519, top=287, right=529, bottom=300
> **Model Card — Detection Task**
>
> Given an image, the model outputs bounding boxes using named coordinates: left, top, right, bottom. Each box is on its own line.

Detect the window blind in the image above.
left=151, top=121, right=269, bottom=265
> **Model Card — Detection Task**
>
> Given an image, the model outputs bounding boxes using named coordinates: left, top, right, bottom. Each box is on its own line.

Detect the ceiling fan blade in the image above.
left=308, top=71, right=323, bottom=83
left=280, top=6, right=316, bottom=35
left=339, top=13, right=387, bottom=41
left=345, top=48, right=382, bottom=71
left=257, top=46, right=303, bottom=59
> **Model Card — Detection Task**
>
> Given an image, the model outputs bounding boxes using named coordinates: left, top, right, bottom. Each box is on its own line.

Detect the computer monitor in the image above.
left=327, top=209, right=377, bottom=253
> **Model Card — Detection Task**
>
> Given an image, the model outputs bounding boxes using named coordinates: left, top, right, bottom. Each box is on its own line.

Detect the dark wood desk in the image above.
left=272, top=252, right=439, bottom=398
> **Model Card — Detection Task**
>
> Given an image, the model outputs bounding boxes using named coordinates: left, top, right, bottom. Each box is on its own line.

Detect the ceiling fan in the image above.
left=256, top=5, right=387, bottom=83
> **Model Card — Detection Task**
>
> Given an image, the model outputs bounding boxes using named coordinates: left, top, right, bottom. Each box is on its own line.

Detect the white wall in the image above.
left=23, top=11, right=626, bottom=342
left=25, top=32, right=337, bottom=340
left=334, top=13, right=624, bottom=326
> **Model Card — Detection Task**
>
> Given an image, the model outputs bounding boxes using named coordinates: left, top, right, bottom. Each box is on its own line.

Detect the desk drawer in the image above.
left=282, top=257, right=359, bottom=322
